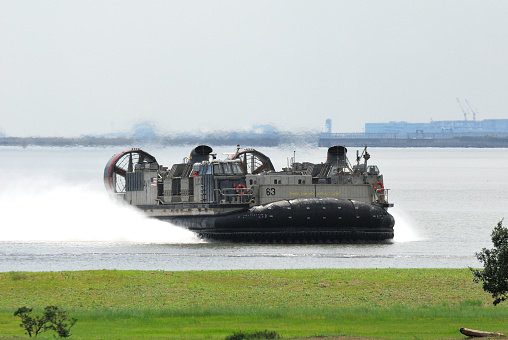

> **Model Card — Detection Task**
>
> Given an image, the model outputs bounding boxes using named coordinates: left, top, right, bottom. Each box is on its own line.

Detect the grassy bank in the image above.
left=1, top=269, right=507, bottom=339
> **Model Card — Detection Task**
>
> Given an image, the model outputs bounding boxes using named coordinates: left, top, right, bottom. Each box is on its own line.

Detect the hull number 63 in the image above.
left=266, top=188, right=276, bottom=196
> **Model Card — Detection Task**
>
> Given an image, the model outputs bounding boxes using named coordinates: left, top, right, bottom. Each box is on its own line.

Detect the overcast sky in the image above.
left=1, top=1, right=507, bottom=137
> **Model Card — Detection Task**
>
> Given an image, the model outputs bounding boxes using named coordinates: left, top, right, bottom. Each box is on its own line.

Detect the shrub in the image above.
left=225, top=330, right=282, bottom=340
left=9, top=272, right=28, bottom=281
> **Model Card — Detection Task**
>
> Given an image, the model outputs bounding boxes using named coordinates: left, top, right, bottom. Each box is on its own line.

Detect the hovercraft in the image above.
left=104, top=145, right=394, bottom=243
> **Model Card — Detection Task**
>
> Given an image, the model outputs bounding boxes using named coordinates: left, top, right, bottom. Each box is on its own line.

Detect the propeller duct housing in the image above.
left=326, top=145, right=347, bottom=165
left=189, top=145, right=213, bottom=164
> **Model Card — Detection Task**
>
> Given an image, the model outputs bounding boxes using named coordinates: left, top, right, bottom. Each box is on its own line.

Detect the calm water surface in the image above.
left=1, top=146, right=507, bottom=271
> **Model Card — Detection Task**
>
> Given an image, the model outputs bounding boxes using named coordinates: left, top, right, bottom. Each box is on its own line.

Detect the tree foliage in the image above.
left=13, top=306, right=47, bottom=338
left=43, top=306, right=77, bottom=338
left=14, top=306, right=77, bottom=338
left=471, top=219, right=508, bottom=305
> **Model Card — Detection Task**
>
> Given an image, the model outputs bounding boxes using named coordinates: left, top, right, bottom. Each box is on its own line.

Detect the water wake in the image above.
left=0, top=178, right=201, bottom=243
left=391, top=208, right=424, bottom=243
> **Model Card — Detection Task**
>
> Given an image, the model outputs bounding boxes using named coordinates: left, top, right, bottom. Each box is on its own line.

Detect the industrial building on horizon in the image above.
left=323, top=117, right=508, bottom=136
left=365, top=118, right=508, bottom=135
left=319, top=117, right=508, bottom=147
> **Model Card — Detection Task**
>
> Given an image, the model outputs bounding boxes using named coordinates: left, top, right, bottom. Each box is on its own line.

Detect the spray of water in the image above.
left=391, top=208, right=424, bottom=243
left=0, top=178, right=202, bottom=243
left=1, top=169, right=421, bottom=244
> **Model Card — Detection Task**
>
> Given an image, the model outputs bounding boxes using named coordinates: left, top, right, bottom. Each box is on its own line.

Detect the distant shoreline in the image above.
left=1, top=134, right=508, bottom=148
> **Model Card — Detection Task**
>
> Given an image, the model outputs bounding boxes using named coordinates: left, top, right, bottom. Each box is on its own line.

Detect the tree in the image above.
left=471, top=219, right=508, bottom=305
left=14, top=306, right=77, bottom=338
left=43, top=306, right=77, bottom=338
left=13, top=307, right=48, bottom=338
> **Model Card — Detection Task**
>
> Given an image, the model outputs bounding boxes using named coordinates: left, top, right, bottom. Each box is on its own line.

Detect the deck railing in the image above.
left=216, top=187, right=254, bottom=204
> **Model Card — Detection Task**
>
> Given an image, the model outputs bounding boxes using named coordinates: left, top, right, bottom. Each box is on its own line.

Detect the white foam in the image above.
left=0, top=177, right=202, bottom=243
left=391, top=208, right=424, bottom=243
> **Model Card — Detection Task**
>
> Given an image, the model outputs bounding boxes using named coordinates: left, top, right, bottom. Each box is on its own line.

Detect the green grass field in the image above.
left=1, top=269, right=507, bottom=339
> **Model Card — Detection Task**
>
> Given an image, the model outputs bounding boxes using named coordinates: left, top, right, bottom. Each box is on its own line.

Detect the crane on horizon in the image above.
left=464, top=99, right=479, bottom=121
left=456, top=98, right=468, bottom=121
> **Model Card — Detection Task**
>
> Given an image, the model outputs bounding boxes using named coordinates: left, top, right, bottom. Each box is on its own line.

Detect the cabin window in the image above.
left=298, top=179, right=302, bottom=184
left=367, top=165, right=379, bottom=175
left=232, top=163, right=244, bottom=175
left=192, top=163, right=201, bottom=175
left=199, top=165, right=212, bottom=175
left=213, top=164, right=223, bottom=175
left=249, top=179, right=253, bottom=185
left=274, top=179, right=277, bottom=184
left=223, top=163, right=233, bottom=175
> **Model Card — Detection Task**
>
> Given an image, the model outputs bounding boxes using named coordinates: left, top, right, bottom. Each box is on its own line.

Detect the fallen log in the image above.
left=460, top=328, right=504, bottom=337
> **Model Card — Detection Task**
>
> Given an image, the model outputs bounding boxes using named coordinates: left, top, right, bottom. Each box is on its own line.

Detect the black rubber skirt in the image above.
left=165, top=198, right=395, bottom=243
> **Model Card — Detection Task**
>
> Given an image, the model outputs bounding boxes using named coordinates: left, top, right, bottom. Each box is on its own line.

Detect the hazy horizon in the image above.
left=2, top=1, right=508, bottom=137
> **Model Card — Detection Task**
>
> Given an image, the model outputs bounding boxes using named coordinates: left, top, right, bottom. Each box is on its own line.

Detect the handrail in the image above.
left=216, top=187, right=253, bottom=204
left=375, top=188, right=389, bottom=204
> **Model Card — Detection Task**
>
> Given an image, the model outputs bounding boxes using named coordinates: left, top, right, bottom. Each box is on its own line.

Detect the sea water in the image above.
left=1, top=145, right=507, bottom=271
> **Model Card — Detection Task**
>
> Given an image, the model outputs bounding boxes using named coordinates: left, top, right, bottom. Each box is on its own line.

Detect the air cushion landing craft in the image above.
left=104, top=145, right=395, bottom=242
